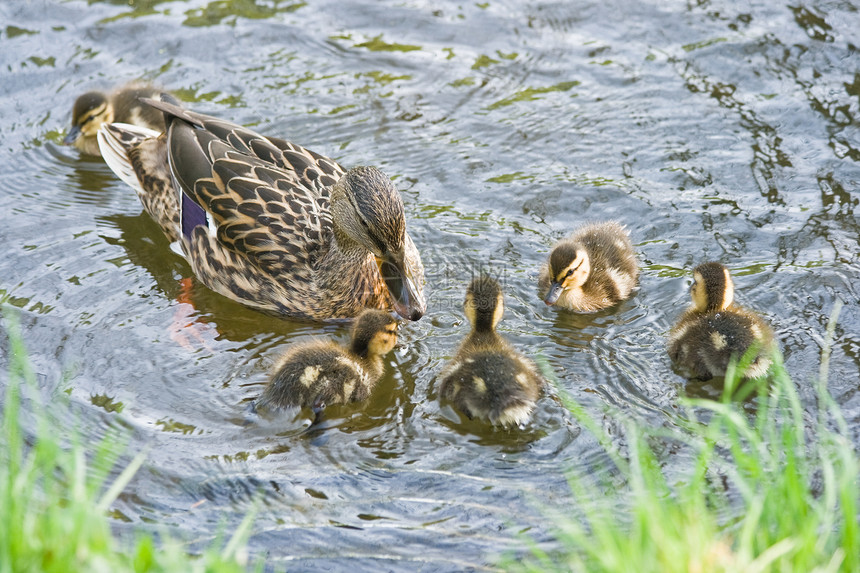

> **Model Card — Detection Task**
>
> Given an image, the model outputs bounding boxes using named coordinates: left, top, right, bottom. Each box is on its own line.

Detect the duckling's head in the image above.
left=543, top=243, right=590, bottom=306
left=64, top=91, right=114, bottom=151
left=330, top=166, right=425, bottom=321
left=464, top=275, right=505, bottom=332
left=690, top=262, right=735, bottom=312
left=350, top=309, right=399, bottom=359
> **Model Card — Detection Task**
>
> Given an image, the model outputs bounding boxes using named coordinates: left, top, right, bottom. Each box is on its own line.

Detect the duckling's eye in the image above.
left=565, top=269, right=574, bottom=278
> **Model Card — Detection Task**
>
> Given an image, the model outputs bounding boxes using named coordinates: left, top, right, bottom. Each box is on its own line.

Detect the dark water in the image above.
left=1, top=0, right=859, bottom=569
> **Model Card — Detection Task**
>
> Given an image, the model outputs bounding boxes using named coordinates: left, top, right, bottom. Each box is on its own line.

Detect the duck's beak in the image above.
left=63, top=125, right=82, bottom=146
left=378, top=251, right=425, bottom=321
left=544, top=281, right=564, bottom=306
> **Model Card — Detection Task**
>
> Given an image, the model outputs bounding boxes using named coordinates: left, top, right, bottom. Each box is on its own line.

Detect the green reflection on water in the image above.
left=450, top=77, right=476, bottom=88
left=682, top=37, right=728, bottom=52
left=732, top=263, right=774, bottom=276
left=487, top=80, right=580, bottom=110
left=156, top=418, right=198, bottom=435
left=91, top=393, right=125, bottom=413
left=27, top=56, right=56, bottom=68
left=352, top=35, right=421, bottom=53
left=644, top=264, right=688, bottom=278
left=362, top=71, right=412, bottom=85
left=486, top=172, right=535, bottom=184
left=0, top=290, right=55, bottom=315
left=472, top=54, right=499, bottom=69
left=184, top=0, right=306, bottom=27
left=5, top=26, right=38, bottom=38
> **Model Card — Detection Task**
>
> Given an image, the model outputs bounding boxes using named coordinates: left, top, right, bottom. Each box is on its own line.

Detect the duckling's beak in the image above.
left=377, top=252, right=425, bottom=321
left=63, top=125, right=82, bottom=146
left=544, top=282, right=564, bottom=306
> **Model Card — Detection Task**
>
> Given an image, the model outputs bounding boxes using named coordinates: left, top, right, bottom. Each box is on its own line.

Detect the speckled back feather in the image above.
left=257, top=309, right=397, bottom=412
left=257, top=342, right=372, bottom=411
left=439, top=276, right=545, bottom=427
left=668, top=262, right=775, bottom=380
left=668, top=305, right=774, bottom=380
left=439, top=347, right=543, bottom=427
left=99, top=98, right=424, bottom=320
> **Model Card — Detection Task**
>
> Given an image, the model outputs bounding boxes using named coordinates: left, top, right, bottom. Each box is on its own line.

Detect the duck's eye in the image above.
left=565, top=269, right=574, bottom=278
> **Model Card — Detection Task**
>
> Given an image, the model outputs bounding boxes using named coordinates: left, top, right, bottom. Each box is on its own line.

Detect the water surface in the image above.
left=1, top=0, right=859, bottom=569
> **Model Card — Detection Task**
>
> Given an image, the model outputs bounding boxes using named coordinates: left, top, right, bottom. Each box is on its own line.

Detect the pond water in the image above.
left=1, top=0, right=859, bottom=569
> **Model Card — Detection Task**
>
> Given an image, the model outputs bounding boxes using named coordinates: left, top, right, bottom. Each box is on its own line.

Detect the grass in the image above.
left=511, top=300, right=858, bottom=572
left=0, top=311, right=259, bottom=573
left=2, top=302, right=858, bottom=573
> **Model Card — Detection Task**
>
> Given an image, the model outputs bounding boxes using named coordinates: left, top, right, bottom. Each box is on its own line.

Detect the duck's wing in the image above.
left=156, top=102, right=344, bottom=283
left=168, top=130, right=322, bottom=279
left=141, top=98, right=344, bottom=198
left=147, top=97, right=354, bottom=277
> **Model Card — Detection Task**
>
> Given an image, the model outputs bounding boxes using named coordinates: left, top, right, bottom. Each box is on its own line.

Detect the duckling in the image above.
left=538, top=221, right=639, bottom=312
left=97, top=96, right=426, bottom=321
left=64, top=85, right=168, bottom=156
left=256, top=309, right=399, bottom=416
left=668, top=262, right=775, bottom=380
left=438, top=276, right=545, bottom=428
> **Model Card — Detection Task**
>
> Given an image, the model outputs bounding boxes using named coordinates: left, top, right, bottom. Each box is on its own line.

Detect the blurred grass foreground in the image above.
left=513, top=301, right=858, bottom=572
left=0, top=311, right=257, bottom=573
left=1, top=302, right=857, bottom=572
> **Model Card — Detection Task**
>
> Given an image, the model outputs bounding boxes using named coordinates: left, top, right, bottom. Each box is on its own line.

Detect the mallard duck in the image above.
left=256, top=309, right=398, bottom=416
left=97, top=97, right=426, bottom=321
left=438, top=276, right=545, bottom=427
left=668, top=262, right=775, bottom=380
left=538, top=221, right=639, bottom=312
left=63, top=85, right=168, bottom=156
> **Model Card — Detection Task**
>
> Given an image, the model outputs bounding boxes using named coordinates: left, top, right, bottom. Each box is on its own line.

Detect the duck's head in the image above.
left=64, top=91, right=114, bottom=150
left=543, top=243, right=590, bottom=306
left=350, top=309, right=399, bottom=358
left=464, top=275, right=505, bottom=332
left=690, top=262, right=734, bottom=312
left=330, top=166, right=425, bottom=321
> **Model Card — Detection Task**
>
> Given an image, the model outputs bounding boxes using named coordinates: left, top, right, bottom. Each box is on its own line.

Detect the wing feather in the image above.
left=141, top=99, right=371, bottom=307
left=168, top=127, right=338, bottom=282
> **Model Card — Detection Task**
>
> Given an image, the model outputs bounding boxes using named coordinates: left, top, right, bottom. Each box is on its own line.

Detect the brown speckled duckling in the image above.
left=668, top=262, right=775, bottom=380
left=257, top=309, right=398, bottom=415
left=439, top=276, right=545, bottom=428
left=64, top=85, right=168, bottom=156
left=538, top=221, right=639, bottom=312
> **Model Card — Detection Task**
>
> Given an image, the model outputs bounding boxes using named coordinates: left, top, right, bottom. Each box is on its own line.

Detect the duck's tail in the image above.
left=98, top=122, right=183, bottom=246
left=97, top=122, right=159, bottom=196
left=491, top=397, right=537, bottom=428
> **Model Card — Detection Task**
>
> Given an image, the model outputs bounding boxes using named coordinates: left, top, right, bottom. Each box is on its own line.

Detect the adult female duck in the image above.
left=98, top=97, right=425, bottom=321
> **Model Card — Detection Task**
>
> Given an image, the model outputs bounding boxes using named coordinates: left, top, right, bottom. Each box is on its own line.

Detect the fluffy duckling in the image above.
left=538, top=221, right=639, bottom=312
left=668, top=262, right=775, bottom=380
left=438, top=276, right=545, bottom=428
left=256, top=309, right=399, bottom=416
left=64, top=85, right=168, bottom=156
